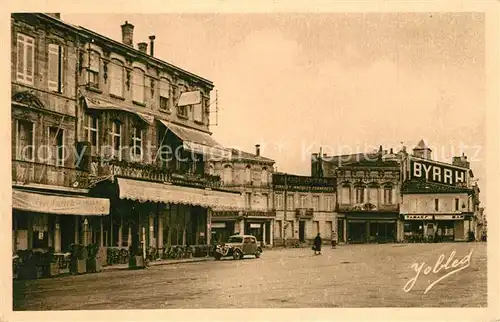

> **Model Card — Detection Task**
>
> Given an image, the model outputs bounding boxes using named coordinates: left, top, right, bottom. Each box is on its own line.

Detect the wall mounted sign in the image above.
left=434, top=215, right=464, bottom=220
left=404, top=215, right=433, bottom=220
left=409, top=158, right=467, bottom=187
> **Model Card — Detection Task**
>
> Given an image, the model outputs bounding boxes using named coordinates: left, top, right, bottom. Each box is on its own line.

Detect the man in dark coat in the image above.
left=313, top=233, right=322, bottom=255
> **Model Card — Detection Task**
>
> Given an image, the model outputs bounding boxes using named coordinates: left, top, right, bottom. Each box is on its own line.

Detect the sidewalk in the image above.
left=101, top=256, right=214, bottom=272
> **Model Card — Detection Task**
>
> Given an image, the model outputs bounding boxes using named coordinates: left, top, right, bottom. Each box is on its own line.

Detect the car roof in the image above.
left=229, top=234, right=255, bottom=238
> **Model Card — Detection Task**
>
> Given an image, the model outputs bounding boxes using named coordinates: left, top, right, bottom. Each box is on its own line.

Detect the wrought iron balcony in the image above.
left=221, top=181, right=272, bottom=189
left=337, top=203, right=400, bottom=213
left=90, top=159, right=222, bottom=189
left=295, top=208, right=314, bottom=219
left=12, top=159, right=90, bottom=188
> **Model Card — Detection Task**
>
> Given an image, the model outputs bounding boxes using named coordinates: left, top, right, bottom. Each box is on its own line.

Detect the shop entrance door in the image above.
left=299, top=221, right=305, bottom=242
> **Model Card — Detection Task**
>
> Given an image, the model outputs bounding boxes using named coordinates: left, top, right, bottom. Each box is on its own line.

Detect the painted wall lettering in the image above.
left=409, top=159, right=467, bottom=187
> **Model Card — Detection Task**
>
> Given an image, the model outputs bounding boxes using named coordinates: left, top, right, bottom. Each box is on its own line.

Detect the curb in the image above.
left=101, top=257, right=214, bottom=272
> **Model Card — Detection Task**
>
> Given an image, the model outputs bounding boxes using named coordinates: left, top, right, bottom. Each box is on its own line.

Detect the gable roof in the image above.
left=230, top=149, right=275, bottom=164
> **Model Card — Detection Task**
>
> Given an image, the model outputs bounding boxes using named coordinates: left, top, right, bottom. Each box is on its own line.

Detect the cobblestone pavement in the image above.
left=13, top=243, right=486, bottom=310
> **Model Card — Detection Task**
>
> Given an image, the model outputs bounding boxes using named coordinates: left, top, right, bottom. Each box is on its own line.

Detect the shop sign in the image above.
left=404, top=215, right=432, bottom=220
left=434, top=215, right=464, bottom=220
left=250, top=223, right=261, bottom=228
left=409, top=158, right=467, bottom=187
left=211, top=222, right=227, bottom=229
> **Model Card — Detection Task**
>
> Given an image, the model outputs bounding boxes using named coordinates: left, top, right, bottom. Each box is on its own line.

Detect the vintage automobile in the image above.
left=213, top=234, right=262, bottom=260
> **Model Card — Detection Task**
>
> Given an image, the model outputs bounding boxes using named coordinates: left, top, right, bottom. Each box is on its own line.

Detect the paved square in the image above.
left=13, top=243, right=486, bottom=310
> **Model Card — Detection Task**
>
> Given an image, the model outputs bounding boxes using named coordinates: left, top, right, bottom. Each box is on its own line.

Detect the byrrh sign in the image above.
left=409, top=158, right=467, bottom=186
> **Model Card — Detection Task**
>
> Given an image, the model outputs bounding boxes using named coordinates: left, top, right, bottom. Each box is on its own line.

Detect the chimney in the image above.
left=390, top=148, right=394, bottom=154
left=121, top=21, right=134, bottom=47
left=46, top=13, right=61, bottom=19
left=255, top=144, right=261, bottom=156
left=138, top=42, right=148, bottom=54
left=149, top=35, right=156, bottom=56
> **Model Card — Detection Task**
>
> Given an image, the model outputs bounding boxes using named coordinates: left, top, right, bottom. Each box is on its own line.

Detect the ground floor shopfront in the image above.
left=401, top=214, right=473, bottom=242
left=343, top=213, right=399, bottom=244
left=210, top=211, right=274, bottom=247
left=91, top=177, right=245, bottom=262
left=272, top=211, right=337, bottom=246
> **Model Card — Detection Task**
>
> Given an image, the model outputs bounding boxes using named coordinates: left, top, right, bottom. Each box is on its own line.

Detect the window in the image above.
left=110, top=120, right=122, bottom=160
left=87, top=51, right=100, bottom=89
left=223, top=165, right=232, bottom=184
left=17, top=33, right=35, bottom=85
left=313, top=221, right=320, bottom=236
left=244, top=165, right=251, bottom=183
left=384, top=187, right=393, bottom=205
left=159, top=78, right=170, bottom=111
left=341, top=186, right=351, bottom=205
left=287, top=194, right=294, bottom=210
left=245, top=192, right=252, bottom=208
left=84, top=114, right=99, bottom=154
left=312, top=196, right=320, bottom=211
left=193, top=102, right=203, bottom=123
left=131, top=127, right=143, bottom=161
left=300, top=195, right=307, bottom=208
left=261, top=168, right=268, bottom=185
left=48, top=127, right=64, bottom=166
left=16, top=120, right=34, bottom=161
left=177, top=85, right=188, bottom=117
left=275, top=193, right=284, bottom=210
left=368, top=188, right=378, bottom=204
left=355, top=187, right=365, bottom=204
left=455, top=198, right=460, bottom=211
left=48, top=44, right=64, bottom=93
left=262, top=193, right=269, bottom=209
left=132, top=68, right=145, bottom=103
left=110, top=59, right=124, bottom=97
left=275, top=220, right=282, bottom=238
left=434, top=199, right=439, bottom=211
left=325, top=196, right=333, bottom=211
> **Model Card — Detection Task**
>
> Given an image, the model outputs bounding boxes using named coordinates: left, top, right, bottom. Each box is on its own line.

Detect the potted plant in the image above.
left=86, top=243, right=101, bottom=273
left=128, top=247, right=145, bottom=269
left=70, top=244, right=87, bottom=274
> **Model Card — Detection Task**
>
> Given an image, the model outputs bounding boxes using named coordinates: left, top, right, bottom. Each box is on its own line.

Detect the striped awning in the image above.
left=117, top=177, right=245, bottom=211
left=84, top=96, right=154, bottom=125
left=12, top=189, right=110, bottom=216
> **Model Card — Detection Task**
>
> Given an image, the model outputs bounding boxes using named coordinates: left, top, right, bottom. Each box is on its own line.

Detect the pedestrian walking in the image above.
left=331, top=230, right=337, bottom=249
left=313, top=233, right=322, bottom=255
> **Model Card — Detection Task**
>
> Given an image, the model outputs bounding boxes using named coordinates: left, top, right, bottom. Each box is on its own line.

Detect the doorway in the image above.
left=299, top=221, right=305, bottom=242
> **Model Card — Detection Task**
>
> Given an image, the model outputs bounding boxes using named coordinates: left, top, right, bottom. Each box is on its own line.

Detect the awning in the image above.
left=157, top=119, right=231, bottom=159
left=117, top=177, right=245, bottom=211
left=12, top=189, right=110, bottom=216
left=83, top=96, right=154, bottom=125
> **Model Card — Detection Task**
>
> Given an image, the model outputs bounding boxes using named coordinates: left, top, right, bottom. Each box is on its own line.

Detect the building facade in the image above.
left=74, top=18, right=245, bottom=258
left=209, top=145, right=275, bottom=246
left=400, top=141, right=479, bottom=242
left=312, top=147, right=402, bottom=243
left=11, top=13, right=111, bottom=257
left=272, top=173, right=337, bottom=246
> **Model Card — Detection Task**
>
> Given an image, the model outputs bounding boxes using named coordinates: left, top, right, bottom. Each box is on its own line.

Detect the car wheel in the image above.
left=255, top=250, right=261, bottom=258
left=233, top=249, right=243, bottom=260
left=214, top=253, right=222, bottom=261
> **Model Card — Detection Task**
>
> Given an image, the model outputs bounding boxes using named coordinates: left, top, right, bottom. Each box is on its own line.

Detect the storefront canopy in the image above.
left=12, top=189, right=110, bottom=216
left=117, top=177, right=245, bottom=211
left=84, top=96, right=154, bottom=125
left=157, top=119, right=231, bottom=159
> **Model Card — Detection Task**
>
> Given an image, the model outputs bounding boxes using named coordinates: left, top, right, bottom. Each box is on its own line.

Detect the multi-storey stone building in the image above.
left=11, top=13, right=111, bottom=256
left=400, top=140, right=480, bottom=242
left=312, top=147, right=401, bottom=243
left=11, top=13, right=246, bottom=266
left=209, top=145, right=275, bottom=246
left=272, top=173, right=336, bottom=246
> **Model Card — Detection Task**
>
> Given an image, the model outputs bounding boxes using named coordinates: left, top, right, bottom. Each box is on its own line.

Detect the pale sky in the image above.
left=63, top=13, right=486, bottom=203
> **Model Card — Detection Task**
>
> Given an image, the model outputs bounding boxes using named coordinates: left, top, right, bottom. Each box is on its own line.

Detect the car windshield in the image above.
left=228, top=236, right=243, bottom=243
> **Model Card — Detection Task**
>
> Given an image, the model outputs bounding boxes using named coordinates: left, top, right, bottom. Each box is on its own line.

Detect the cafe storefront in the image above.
left=401, top=214, right=470, bottom=242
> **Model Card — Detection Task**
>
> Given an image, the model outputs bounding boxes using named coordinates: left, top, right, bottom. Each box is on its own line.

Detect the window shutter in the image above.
left=17, top=35, right=25, bottom=81
left=89, top=52, right=99, bottom=72
left=160, top=79, right=169, bottom=98
left=59, top=46, right=65, bottom=93
left=25, top=37, right=34, bottom=83
left=48, top=44, right=59, bottom=91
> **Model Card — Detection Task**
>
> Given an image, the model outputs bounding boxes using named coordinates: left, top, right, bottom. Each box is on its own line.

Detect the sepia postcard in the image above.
left=1, top=1, right=499, bottom=322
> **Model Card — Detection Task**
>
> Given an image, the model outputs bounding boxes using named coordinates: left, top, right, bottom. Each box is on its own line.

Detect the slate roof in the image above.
left=230, top=149, right=275, bottom=164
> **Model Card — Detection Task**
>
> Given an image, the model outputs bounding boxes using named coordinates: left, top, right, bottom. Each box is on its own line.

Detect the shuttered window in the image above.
left=17, top=34, right=35, bottom=85
left=48, top=44, right=64, bottom=93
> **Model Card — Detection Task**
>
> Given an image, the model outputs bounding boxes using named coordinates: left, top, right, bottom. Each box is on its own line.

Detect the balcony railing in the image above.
left=295, top=208, right=314, bottom=219
left=337, top=203, right=400, bottom=213
left=90, top=159, right=222, bottom=189
left=221, top=182, right=272, bottom=189
left=12, top=159, right=90, bottom=188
